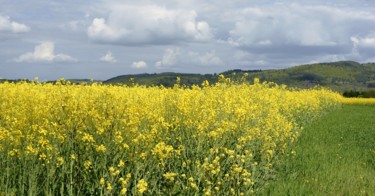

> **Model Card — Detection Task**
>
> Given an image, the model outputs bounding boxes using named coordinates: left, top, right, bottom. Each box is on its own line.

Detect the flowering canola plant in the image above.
left=0, top=76, right=341, bottom=195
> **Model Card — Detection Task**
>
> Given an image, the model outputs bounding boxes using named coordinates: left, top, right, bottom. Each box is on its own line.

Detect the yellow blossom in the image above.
left=118, top=159, right=125, bottom=167
left=107, top=182, right=112, bottom=192
left=100, top=178, right=105, bottom=186
left=84, top=160, right=92, bottom=170
left=151, top=142, right=174, bottom=160
left=163, top=172, right=178, bottom=182
left=136, top=179, right=148, bottom=194
left=96, top=144, right=107, bottom=152
left=120, top=188, right=127, bottom=195
left=56, top=157, right=64, bottom=167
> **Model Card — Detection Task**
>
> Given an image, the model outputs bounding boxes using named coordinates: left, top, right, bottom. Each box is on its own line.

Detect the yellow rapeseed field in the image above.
left=340, top=97, right=375, bottom=105
left=0, top=76, right=341, bottom=195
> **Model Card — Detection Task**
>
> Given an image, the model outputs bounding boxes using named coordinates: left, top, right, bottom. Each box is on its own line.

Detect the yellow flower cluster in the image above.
left=0, top=77, right=341, bottom=195
left=136, top=179, right=148, bottom=194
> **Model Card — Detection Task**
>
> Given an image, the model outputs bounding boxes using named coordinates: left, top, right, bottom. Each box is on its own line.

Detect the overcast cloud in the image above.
left=1, top=0, right=375, bottom=80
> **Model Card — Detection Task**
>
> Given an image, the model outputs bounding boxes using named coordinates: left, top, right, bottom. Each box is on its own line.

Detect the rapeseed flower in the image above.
left=163, top=172, right=178, bottom=182
left=136, top=179, right=148, bottom=194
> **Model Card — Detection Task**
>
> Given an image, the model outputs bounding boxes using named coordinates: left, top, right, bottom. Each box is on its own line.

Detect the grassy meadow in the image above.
left=262, top=104, right=375, bottom=195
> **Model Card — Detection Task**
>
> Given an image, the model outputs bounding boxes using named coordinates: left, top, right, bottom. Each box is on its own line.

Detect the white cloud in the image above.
left=0, top=15, right=30, bottom=33
left=131, top=61, right=148, bottom=69
left=88, top=18, right=121, bottom=42
left=155, top=48, right=181, bottom=68
left=87, top=4, right=212, bottom=44
left=156, top=48, right=224, bottom=68
left=100, top=51, right=117, bottom=63
left=14, top=42, right=76, bottom=63
left=351, top=34, right=375, bottom=48
left=349, top=33, right=375, bottom=59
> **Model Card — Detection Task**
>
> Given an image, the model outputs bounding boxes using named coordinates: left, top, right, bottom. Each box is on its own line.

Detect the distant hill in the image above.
left=244, top=61, right=375, bottom=91
left=105, top=72, right=216, bottom=87
left=2, top=61, right=374, bottom=92
left=104, top=61, right=375, bottom=92
left=104, top=70, right=263, bottom=87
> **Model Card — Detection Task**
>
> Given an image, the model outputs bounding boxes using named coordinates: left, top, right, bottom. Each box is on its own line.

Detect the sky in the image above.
left=1, top=0, right=375, bottom=80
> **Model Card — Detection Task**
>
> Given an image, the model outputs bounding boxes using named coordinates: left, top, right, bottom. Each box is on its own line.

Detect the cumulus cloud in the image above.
left=88, top=18, right=120, bottom=42
left=155, top=48, right=224, bottom=68
left=87, top=4, right=212, bottom=44
left=0, top=15, right=30, bottom=33
left=155, top=48, right=180, bottom=67
left=14, top=42, right=76, bottom=63
left=100, top=51, right=117, bottom=63
left=351, top=34, right=375, bottom=48
left=131, top=61, right=148, bottom=68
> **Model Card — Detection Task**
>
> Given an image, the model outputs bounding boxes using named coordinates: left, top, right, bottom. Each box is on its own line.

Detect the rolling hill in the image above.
left=104, top=61, right=375, bottom=92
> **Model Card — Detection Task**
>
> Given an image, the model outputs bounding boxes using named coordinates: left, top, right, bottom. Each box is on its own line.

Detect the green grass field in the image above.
left=262, top=105, right=375, bottom=195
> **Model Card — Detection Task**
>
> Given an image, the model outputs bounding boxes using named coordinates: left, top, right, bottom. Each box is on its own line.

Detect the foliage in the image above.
left=343, top=90, right=375, bottom=98
left=0, top=77, right=341, bottom=195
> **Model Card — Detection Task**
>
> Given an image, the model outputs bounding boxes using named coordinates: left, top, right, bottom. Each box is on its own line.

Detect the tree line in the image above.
left=343, top=90, right=375, bottom=98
